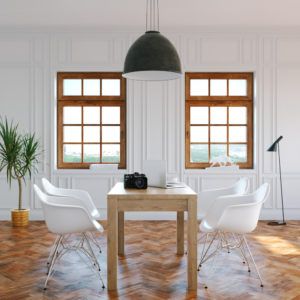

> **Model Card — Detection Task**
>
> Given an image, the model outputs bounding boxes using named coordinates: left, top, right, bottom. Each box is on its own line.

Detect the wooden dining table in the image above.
left=107, top=182, right=198, bottom=291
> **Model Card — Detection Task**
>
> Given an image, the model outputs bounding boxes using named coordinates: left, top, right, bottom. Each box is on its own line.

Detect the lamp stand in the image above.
left=268, top=144, right=287, bottom=226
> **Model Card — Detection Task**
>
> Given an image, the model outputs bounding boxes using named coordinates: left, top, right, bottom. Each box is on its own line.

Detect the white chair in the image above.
left=198, top=183, right=270, bottom=287
left=41, top=178, right=102, bottom=253
left=198, top=177, right=250, bottom=220
left=196, top=178, right=249, bottom=258
left=33, top=184, right=105, bottom=290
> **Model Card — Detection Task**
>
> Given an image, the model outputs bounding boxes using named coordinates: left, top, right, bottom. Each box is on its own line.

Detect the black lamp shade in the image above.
left=267, top=136, right=283, bottom=152
left=123, top=31, right=182, bottom=81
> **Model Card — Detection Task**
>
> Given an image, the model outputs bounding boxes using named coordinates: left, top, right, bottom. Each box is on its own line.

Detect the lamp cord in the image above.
left=146, top=0, right=148, bottom=31
left=146, top=0, right=159, bottom=32
left=157, top=0, right=159, bottom=31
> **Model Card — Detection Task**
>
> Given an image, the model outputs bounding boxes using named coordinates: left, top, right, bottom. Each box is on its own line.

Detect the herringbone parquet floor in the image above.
left=0, top=221, right=299, bottom=300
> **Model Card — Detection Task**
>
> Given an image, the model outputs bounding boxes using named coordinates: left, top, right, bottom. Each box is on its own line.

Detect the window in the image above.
left=185, top=72, right=253, bottom=169
left=57, top=72, right=126, bottom=169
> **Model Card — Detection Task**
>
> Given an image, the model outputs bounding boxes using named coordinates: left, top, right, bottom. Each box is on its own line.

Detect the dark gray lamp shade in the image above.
left=123, top=31, right=182, bottom=81
left=267, top=136, right=283, bottom=152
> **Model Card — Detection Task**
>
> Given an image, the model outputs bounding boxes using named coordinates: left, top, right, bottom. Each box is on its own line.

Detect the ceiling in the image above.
left=0, top=0, right=300, bottom=29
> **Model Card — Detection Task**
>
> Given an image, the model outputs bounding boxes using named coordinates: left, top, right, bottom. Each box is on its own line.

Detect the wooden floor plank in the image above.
left=0, top=221, right=299, bottom=299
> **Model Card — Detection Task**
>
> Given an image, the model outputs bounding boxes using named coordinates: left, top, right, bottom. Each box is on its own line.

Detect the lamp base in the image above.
left=267, top=220, right=287, bottom=226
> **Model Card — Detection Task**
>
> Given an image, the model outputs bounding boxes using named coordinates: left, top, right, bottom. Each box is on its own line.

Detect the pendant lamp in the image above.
left=123, top=0, right=182, bottom=81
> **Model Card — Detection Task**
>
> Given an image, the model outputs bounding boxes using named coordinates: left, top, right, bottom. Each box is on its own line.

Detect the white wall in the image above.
left=0, top=27, right=299, bottom=220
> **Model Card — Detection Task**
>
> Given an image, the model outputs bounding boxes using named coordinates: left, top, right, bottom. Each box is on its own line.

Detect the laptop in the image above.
left=143, top=160, right=185, bottom=189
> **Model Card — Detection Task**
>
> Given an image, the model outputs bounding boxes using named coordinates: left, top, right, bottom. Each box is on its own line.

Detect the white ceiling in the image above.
left=1, top=0, right=300, bottom=29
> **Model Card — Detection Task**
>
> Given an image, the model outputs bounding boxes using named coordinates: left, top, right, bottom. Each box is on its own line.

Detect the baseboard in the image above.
left=0, top=208, right=299, bottom=221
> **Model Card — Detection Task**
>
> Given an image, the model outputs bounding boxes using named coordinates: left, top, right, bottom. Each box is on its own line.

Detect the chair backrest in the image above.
left=42, top=178, right=70, bottom=197
left=41, top=178, right=99, bottom=218
left=231, top=177, right=250, bottom=194
left=34, top=183, right=49, bottom=204
left=217, top=183, right=270, bottom=234
left=34, top=184, right=60, bottom=233
left=198, top=177, right=250, bottom=218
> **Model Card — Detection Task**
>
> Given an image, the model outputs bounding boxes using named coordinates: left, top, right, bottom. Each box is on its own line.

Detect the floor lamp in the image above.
left=267, top=136, right=286, bottom=226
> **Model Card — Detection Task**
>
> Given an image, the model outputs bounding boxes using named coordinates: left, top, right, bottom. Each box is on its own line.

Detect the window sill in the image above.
left=52, top=168, right=127, bottom=176
left=184, top=168, right=257, bottom=176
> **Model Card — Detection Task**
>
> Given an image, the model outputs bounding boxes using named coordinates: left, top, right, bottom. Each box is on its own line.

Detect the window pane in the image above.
left=210, top=144, right=227, bottom=161
left=102, top=126, right=120, bottom=142
left=229, top=144, right=247, bottom=162
left=190, top=144, right=209, bottom=162
left=63, top=107, right=81, bottom=124
left=102, top=79, right=120, bottom=96
left=210, top=126, right=227, bottom=142
left=229, top=126, right=247, bottom=142
left=63, top=79, right=82, bottom=96
left=83, top=107, right=100, bottom=124
left=102, top=107, right=120, bottom=124
left=83, top=126, right=100, bottom=143
left=63, top=144, right=81, bottom=163
left=63, top=126, right=81, bottom=143
left=190, top=126, right=208, bottom=142
left=210, top=79, right=227, bottom=96
left=102, top=144, right=120, bottom=162
left=229, top=107, right=247, bottom=124
left=229, top=79, right=247, bottom=96
left=210, top=107, right=227, bottom=124
left=83, top=144, right=100, bottom=162
left=190, top=79, right=209, bottom=96
left=190, top=107, right=208, bottom=124
left=83, top=79, right=100, bottom=96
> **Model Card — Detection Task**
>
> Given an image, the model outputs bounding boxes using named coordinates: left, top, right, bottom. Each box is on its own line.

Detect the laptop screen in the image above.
left=143, top=160, right=167, bottom=188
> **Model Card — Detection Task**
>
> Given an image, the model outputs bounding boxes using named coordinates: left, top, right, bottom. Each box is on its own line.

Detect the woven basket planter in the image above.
left=11, top=209, right=30, bottom=227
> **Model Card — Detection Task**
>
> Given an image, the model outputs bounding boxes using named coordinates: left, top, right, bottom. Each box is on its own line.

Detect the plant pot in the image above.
left=11, top=209, right=30, bottom=227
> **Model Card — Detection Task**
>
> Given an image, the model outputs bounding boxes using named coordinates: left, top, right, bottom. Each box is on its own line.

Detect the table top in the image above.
left=107, top=182, right=197, bottom=199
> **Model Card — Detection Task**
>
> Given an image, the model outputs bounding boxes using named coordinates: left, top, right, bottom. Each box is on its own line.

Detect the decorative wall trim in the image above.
left=0, top=29, right=300, bottom=220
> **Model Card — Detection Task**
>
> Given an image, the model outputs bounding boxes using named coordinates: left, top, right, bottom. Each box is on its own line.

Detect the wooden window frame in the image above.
left=57, top=72, right=126, bottom=169
left=185, top=72, right=253, bottom=169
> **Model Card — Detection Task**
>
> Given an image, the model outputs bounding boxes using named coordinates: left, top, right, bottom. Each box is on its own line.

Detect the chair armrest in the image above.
left=204, top=193, right=256, bottom=229
left=49, top=188, right=99, bottom=218
left=217, top=193, right=256, bottom=206
left=199, top=186, right=237, bottom=199
left=43, top=201, right=101, bottom=234
left=67, top=189, right=100, bottom=218
left=198, top=188, right=240, bottom=215
left=200, top=177, right=249, bottom=197
left=47, top=194, right=99, bottom=218
left=217, top=201, right=262, bottom=233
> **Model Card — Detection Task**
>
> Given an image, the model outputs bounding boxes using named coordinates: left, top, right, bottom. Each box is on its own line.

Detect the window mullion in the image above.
left=227, top=106, right=229, bottom=158
left=100, top=106, right=102, bottom=163
left=81, top=106, right=84, bottom=163
left=208, top=106, right=211, bottom=162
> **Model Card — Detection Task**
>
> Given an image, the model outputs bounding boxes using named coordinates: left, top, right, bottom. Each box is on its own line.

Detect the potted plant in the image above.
left=0, top=117, right=41, bottom=226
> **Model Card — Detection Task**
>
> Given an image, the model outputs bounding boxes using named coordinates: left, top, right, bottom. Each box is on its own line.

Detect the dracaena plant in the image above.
left=0, top=117, right=41, bottom=210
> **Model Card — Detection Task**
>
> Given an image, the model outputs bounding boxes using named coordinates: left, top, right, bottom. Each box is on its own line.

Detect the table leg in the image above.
left=118, top=211, right=125, bottom=255
left=107, top=197, right=118, bottom=291
left=187, top=197, right=197, bottom=291
left=177, top=211, right=184, bottom=255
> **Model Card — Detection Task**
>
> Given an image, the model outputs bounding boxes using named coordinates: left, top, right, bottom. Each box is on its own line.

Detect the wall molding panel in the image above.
left=0, top=28, right=299, bottom=220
